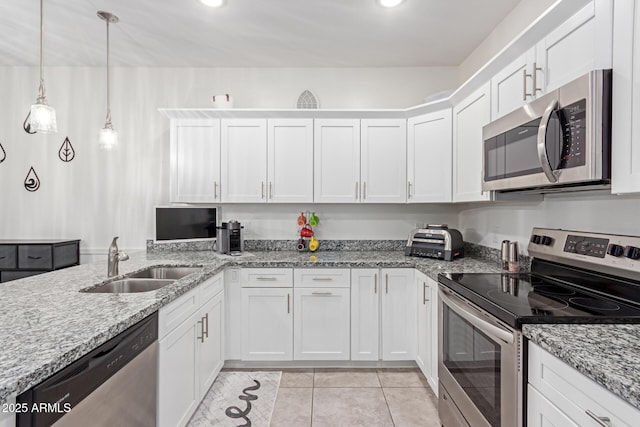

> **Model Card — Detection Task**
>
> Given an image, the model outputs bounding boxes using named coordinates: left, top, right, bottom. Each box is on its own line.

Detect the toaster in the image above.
left=404, top=224, right=464, bottom=261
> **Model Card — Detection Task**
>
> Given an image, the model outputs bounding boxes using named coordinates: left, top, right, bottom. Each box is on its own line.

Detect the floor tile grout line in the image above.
left=310, top=368, right=315, bottom=427
left=378, top=371, right=396, bottom=427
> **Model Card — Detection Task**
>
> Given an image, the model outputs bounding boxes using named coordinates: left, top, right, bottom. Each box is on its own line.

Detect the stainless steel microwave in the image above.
left=482, top=70, right=611, bottom=193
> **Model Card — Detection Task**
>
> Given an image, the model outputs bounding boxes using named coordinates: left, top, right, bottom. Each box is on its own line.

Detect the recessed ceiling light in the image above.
left=378, top=0, right=405, bottom=8
left=200, top=0, right=225, bottom=8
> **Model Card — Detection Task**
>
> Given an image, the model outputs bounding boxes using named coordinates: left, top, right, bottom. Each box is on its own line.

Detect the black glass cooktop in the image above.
left=438, top=271, right=640, bottom=329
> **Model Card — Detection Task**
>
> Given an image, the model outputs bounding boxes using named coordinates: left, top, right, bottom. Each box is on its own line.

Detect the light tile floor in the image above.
left=270, top=368, right=440, bottom=427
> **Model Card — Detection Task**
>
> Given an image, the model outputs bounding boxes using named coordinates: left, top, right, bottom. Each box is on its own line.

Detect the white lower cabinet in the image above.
left=241, top=287, right=293, bottom=361
left=381, top=268, right=417, bottom=360
left=528, top=341, right=640, bottom=427
left=158, top=272, right=224, bottom=427
left=416, top=273, right=438, bottom=393
left=351, top=269, right=380, bottom=361
left=293, top=287, right=350, bottom=360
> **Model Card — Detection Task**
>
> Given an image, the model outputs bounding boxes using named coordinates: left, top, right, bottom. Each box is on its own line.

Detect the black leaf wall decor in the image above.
left=58, top=137, right=75, bottom=162
left=0, top=143, right=5, bottom=163
left=24, top=166, right=41, bottom=192
left=23, top=111, right=36, bottom=134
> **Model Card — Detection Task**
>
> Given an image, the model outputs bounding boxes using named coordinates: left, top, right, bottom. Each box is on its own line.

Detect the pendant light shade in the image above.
left=29, top=0, right=57, bottom=134
left=98, top=11, right=119, bottom=150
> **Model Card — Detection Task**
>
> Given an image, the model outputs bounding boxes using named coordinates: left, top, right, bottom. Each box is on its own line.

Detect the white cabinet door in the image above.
left=491, top=48, right=537, bottom=119
left=360, top=119, right=407, bottom=203
left=527, top=385, right=579, bottom=427
left=415, top=271, right=429, bottom=375
left=350, top=269, right=380, bottom=361
left=225, top=268, right=242, bottom=360
left=221, top=119, right=267, bottom=202
left=241, top=288, right=293, bottom=361
left=314, top=119, right=361, bottom=203
left=452, top=82, right=492, bottom=202
left=267, top=119, right=314, bottom=203
left=381, top=268, right=416, bottom=360
left=612, top=0, right=640, bottom=194
left=536, top=0, right=613, bottom=93
left=199, top=291, right=224, bottom=397
left=407, top=110, right=452, bottom=202
left=170, top=119, right=221, bottom=203
left=293, top=288, right=350, bottom=360
left=428, top=278, right=438, bottom=395
left=158, top=311, right=200, bottom=427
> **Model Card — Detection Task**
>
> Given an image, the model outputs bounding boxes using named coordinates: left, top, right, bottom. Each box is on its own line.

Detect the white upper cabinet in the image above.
left=491, top=0, right=613, bottom=120
left=314, top=119, right=361, bottom=203
left=452, top=82, right=492, bottom=202
left=170, top=119, right=221, bottom=203
left=221, top=119, right=268, bottom=203
left=536, top=0, right=613, bottom=93
left=612, top=0, right=640, bottom=194
left=407, top=110, right=452, bottom=202
left=360, top=119, right=407, bottom=203
left=267, top=119, right=314, bottom=203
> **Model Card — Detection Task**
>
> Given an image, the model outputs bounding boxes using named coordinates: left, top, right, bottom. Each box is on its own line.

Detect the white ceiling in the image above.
left=0, top=0, right=521, bottom=67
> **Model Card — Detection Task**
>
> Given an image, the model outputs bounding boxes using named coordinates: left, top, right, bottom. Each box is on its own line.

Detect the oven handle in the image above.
left=536, top=98, right=560, bottom=183
left=439, top=288, right=515, bottom=345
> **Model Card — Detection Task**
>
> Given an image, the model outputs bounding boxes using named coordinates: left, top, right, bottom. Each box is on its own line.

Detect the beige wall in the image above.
left=458, top=0, right=557, bottom=83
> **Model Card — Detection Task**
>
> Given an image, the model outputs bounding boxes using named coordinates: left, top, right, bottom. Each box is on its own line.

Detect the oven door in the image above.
left=438, top=285, right=522, bottom=427
left=482, top=69, right=609, bottom=192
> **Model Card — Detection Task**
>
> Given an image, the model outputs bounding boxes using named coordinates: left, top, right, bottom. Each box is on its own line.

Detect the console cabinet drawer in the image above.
left=18, top=245, right=52, bottom=269
left=0, top=246, right=17, bottom=269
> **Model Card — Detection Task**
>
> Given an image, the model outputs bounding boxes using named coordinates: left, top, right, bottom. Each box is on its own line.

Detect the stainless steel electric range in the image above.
left=437, top=227, right=640, bottom=427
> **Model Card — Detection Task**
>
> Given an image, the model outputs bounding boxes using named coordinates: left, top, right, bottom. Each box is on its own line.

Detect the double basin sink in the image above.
left=84, top=266, right=202, bottom=294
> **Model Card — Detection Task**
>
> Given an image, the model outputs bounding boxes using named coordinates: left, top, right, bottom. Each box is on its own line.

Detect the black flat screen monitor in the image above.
left=155, top=207, right=217, bottom=241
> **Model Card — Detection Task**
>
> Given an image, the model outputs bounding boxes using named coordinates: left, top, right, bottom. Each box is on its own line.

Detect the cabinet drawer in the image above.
left=1, top=270, right=42, bottom=283
left=159, top=288, right=200, bottom=340
left=528, top=342, right=640, bottom=426
left=53, top=242, right=79, bottom=269
left=241, top=268, right=293, bottom=287
left=18, top=245, right=52, bottom=269
left=199, top=272, right=224, bottom=304
left=0, top=245, right=17, bottom=269
left=294, top=268, right=350, bottom=288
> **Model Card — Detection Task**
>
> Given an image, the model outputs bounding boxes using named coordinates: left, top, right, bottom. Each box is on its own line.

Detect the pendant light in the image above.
left=97, top=11, right=119, bottom=150
left=29, top=0, right=57, bottom=134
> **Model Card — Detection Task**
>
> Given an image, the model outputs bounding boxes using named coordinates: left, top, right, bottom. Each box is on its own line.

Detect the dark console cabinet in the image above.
left=0, top=240, right=80, bottom=283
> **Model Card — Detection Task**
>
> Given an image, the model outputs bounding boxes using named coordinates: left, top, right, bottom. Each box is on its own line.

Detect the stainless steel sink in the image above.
left=84, top=278, right=174, bottom=293
left=126, top=266, right=202, bottom=280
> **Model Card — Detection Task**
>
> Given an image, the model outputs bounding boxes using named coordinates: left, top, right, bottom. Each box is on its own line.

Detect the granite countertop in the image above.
left=0, top=250, right=501, bottom=404
left=523, top=324, right=640, bottom=410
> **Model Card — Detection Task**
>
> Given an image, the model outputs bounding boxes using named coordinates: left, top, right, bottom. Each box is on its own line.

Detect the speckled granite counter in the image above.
left=523, top=324, right=640, bottom=410
left=0, top=250, right=501, bottom=404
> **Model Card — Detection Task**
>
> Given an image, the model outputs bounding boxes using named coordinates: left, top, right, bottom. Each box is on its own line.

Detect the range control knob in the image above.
left=607, top=244, right=625, bottom=257
left=530, top=235, right=542, bottom=244
left=624, top=246, right=640, bottom=260
left=540, top=236, right=553, bottom=246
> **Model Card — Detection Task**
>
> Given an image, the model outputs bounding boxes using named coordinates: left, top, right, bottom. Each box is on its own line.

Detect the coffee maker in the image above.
left=216, top=220, right=244, bottom=255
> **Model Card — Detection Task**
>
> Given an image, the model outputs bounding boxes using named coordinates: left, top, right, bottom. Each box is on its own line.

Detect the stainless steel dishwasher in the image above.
left=17, top=313, right=158, bottom=427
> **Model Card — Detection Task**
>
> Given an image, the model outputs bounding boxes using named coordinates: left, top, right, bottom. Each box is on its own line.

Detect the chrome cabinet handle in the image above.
left=585, top=410, right=611, bottom=426
left=261, top=181, right=265, bottom=199
left=532, top=62, right=543, bottom=94
left=27, top=255, right=42, bottom=259
left=408, top=181, right=412, bottom=198
left=197, top=319, right=205, bottom=343
left=374, top=273, right=377, bottom=294
left=312, top=277, right=333, bottom=281
left=287, top=293, right=290, bottom=314
left=214, top=181, right=218, bottom=199
left=385, top=273, right=389, bottom=294
left=269, top=182, right=273, bottom=199
left=203, top=313, right=209, bottom=339
left=537, top=99, right=560, bottom=183
left=312, top=291, right=333, bottom=295
left=523, top=68, right=534, bottom=100
left=256, top=276, right=277, bottom=281
left=363, top=182, right=367, bottom=200
left=355, top=182, right=359, bottom=200
left=423, top=282, right=430, bottom=304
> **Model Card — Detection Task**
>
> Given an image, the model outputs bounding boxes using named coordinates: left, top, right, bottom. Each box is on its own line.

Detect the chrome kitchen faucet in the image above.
left=107, top=236, right=129, bottom=277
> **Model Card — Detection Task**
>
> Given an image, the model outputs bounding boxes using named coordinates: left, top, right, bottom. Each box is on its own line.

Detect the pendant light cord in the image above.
left=105, top=17, right=112, bottom=127
left=37, top=0, right=46, bottom=103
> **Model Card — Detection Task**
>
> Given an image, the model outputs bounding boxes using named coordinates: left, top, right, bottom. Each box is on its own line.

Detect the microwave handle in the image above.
left=537, top=98, right=559, bottom=183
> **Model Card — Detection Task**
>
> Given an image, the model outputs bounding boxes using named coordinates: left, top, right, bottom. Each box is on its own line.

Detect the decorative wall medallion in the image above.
left=296, top=90, right=319, bottom=109
left=23, top=111, right=36, bottom=134
left=0, top=143, right=5, bottom=163
left=58, top=137, right=75, bottom=162
left=24, top=166, right=41, bottom=192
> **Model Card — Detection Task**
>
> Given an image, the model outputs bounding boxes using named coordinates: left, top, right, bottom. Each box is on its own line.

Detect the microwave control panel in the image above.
left=557, top=99, right=587, bottom=169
